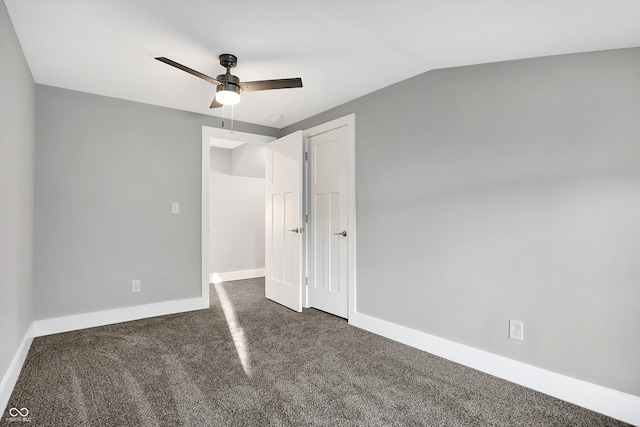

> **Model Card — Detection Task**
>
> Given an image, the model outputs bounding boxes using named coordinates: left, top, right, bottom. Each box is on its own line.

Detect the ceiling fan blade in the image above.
left=240, top=78, right=303, bottom=92
left=155, top=57, right=220, bottom=85
left=210, top=98, right=223, bottom=108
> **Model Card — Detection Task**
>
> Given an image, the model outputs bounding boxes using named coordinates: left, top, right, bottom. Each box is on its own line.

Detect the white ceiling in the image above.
left=5, top=0, right=640, bottom=129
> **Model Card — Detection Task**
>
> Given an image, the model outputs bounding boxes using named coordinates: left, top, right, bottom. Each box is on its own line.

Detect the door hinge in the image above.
left=305, top=277, right=309, bottom=285
left=304, top=152, right=309, bottom=161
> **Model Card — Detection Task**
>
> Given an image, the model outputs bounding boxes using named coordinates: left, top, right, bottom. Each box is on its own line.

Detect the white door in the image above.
left=308, top=125, right=349, bottom=318
left=265, top=131, right=304, bottom=312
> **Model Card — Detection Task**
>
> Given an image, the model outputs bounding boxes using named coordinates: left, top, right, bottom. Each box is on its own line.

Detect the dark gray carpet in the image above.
left=2, top=278, right=629, bottom=426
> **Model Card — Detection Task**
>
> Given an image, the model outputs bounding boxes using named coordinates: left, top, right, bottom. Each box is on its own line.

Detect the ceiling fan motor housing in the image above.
left=216, top=72, right=240, bottom=95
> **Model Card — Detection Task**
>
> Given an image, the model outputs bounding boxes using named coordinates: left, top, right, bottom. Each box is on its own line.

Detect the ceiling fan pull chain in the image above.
left=221, top=104, right=227, bottom=129
left=231, top=104, right=234, bottom=134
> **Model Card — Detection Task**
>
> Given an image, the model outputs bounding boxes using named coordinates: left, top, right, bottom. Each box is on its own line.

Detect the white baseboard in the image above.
left=349, top=311, right=640, bottom=426
left=33, top=295, right=209, bottom=337
left=210, top=268, right=265, bottom=283
left=0, top=323, right=34, bottom=415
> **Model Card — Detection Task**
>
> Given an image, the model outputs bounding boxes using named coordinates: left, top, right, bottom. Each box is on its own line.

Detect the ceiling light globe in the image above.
left=216, top=89, right=240, bottom=105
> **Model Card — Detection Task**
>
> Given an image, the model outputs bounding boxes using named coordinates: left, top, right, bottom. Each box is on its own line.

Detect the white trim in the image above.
left=203, top=126, right=275, bottom=147
left=33, top=296, right=207, bottom=337
left=201, top=127, right=211, bottom=309
left=210, top=269, right=265, bottom=283
left=0, top=324, right=34, bottom=415
left=302, top=114, right=356, bottom=319
left=349, top=311, right=640, bottom=426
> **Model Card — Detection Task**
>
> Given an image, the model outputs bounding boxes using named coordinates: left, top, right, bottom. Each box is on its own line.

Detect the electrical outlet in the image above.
left=171, top=202, right=180, bottom=214
left=509, top=319, right=524, bottom=341
left=132, top=280, right=141, bottom=293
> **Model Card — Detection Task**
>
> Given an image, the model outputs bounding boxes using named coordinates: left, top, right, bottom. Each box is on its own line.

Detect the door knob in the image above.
left=333, top=230, right=347, bottom=237
left=288, top=227, right=303, bottom=234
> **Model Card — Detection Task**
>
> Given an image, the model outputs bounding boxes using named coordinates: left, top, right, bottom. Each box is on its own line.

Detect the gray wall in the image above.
left=0, top=0, right=35, bottom=388
left=231, top=143, right=266, bottom=178
left=209, top=145, right=265, bottom=275
left=282, top=48, right=640, bottom=396
left=34, top=85, right=277, bottom=319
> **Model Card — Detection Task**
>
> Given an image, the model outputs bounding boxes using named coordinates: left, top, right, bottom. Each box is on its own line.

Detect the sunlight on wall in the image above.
left=212, top=282, right=252, bottom=377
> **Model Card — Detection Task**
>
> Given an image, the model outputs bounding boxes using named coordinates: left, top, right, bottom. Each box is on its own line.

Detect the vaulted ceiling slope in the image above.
left=5, top=0, right=640, bottom=129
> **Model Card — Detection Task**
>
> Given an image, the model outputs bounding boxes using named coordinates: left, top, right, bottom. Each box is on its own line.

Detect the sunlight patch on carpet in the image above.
left=213, top=282, right=252, bottom=377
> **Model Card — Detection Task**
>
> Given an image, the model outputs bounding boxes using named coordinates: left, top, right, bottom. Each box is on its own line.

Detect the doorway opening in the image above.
left=201, top=126, right=276, bottom=306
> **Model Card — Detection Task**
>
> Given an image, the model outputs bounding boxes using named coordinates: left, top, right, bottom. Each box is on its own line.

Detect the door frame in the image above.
left=201, top=125, right=276, bottom=308
left=302, top=113, right=356, bottom=319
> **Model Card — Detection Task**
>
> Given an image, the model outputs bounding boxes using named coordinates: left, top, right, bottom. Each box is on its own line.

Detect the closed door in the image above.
left=265, top=131, right=304, bottom=312
left=308, top=125, right=349, bottom=318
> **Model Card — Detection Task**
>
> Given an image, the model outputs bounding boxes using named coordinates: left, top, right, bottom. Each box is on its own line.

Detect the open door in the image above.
left=265, top=131, right=304, bottom=311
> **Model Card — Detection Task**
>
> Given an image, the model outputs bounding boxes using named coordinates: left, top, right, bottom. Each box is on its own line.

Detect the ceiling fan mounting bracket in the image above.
left=219, top=53, right=237, bottom=69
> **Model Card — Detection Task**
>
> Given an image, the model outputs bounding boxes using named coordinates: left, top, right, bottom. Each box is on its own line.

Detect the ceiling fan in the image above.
left=155, top=53, right=303, bottom=108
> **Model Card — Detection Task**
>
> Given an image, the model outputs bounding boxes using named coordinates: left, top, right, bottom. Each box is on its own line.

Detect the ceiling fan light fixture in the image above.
left=156, top=53, right=302, bottom=109
left=215, top=83, right=240, bottom=105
